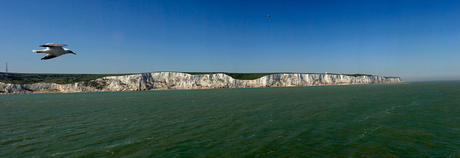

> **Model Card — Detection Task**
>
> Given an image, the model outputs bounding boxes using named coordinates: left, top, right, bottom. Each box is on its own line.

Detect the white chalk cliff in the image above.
left=0, top=72, right=401, bottom=94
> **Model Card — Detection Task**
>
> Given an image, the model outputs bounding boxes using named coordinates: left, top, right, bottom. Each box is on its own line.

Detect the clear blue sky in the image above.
left=1, top=0, right=459, bottom=81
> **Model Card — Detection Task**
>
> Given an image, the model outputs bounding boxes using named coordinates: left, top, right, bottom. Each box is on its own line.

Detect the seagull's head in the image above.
left=66, top=50, right=76, bottom=55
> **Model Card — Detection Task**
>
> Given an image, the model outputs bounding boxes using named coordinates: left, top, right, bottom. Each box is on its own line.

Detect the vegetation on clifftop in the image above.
left=0, top=73, right=130, bottom=84
left=185, top=72, right=284, bottom=80
left=0, top=72, right=376, bottom=84
left=185, top=72, right=373, bottom=80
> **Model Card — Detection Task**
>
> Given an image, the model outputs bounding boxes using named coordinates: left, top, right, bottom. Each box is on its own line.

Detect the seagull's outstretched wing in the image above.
left=40, top=43, right=68, bottom=47
left=41, top=54, right=58, bottom=60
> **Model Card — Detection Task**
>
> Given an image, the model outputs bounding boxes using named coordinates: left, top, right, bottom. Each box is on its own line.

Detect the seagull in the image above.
left=265, top=15, right=271, bottom=17
left=33, top=43, right=76, bottom=60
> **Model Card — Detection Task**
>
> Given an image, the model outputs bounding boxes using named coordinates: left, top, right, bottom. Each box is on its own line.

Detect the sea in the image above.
left=1, top=81, right=460, bottom=157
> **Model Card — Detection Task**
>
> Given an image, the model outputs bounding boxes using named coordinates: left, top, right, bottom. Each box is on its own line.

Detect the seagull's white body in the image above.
left=33, top=43, right=76, bottom=60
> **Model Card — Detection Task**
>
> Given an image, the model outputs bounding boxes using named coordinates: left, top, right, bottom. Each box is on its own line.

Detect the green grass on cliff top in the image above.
left=0, top=73, right=132, bottom=84
left=185, top=72, right=372, bottom=80
left=0, top=72, right=373, bottom=84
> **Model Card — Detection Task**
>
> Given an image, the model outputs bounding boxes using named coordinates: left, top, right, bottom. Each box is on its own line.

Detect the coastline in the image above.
left=0, top=72, right=402, bottom=95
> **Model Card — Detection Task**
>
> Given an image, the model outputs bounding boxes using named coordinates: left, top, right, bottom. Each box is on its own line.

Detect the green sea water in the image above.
left=1, top=81, right=460, bottom=157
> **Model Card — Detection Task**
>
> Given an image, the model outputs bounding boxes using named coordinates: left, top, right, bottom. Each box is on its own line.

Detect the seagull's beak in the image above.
left=72, top=52, right=77, bottom=55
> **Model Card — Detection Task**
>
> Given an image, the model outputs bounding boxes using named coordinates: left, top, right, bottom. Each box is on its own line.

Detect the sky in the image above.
left=0, top=0, right=459, bottom=81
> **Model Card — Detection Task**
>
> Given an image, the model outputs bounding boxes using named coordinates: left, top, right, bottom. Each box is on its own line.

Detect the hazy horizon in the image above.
left=1, top=0, right=459, bottom=82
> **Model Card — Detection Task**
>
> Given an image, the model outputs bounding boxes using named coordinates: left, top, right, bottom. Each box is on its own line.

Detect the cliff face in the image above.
left=0, top=72, right=401, bottom=94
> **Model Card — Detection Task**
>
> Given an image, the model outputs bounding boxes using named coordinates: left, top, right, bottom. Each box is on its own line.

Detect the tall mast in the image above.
left=5, top=62, right=7, bottom=73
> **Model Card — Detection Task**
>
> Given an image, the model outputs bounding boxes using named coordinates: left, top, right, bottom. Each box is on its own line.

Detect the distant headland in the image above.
left=0, top=72, right=401, bottom=94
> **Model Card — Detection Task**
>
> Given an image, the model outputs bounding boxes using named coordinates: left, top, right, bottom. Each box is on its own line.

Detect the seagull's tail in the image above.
left=33, top=50, right=45, bottom=53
